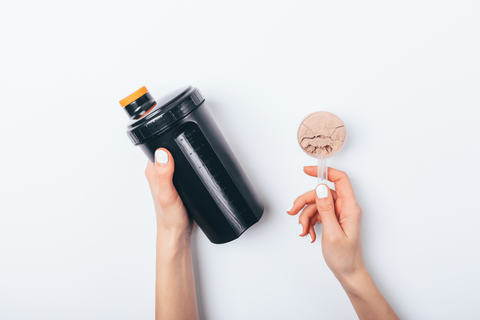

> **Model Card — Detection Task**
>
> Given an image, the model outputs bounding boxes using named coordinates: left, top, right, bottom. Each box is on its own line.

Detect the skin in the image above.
left=288, top=166, right=400, bottom=320
left=145, top=148, right=199, bottom=320
left=145, top=148, right=399, bottom=319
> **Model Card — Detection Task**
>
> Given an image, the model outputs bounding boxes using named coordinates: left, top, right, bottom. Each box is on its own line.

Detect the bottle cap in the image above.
left=119, top=86, right=149, bottom=107
left=123, top=86, right=205, bottom=145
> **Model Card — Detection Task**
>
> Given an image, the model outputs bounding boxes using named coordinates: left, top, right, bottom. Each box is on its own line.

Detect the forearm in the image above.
left=338, top=269, right=399, bottom=320
left=155, top=229, right=199, bottom=320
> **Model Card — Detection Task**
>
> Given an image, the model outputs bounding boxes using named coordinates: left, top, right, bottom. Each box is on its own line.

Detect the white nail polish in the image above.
left=155, top=150, right=169, bottom=164
left=307, top=234, right=312, bottom=242
left=316, top=184, right=328, bottom=199
left=298, top=224, right=304, bottom=236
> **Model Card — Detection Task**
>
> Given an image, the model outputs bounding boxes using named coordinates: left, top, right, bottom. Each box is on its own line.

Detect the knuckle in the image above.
left=326, top=234, right=340, bottom=244
left=293, top=197, right=305, bottom=208
left=318, top=202, right=335, bottom=212
left=356, top=206, right=363, bottom=221
left=155, top=167, right=171, bottom=180
left=145, top=167, right=155, bottom=182
left=357, top=205, right=363, bottom=216
left=350, top=203, right=362, bottom=216
left=158, top=193, right=182, bottom=211
left=155, top=190, right=173, bottom=207
left=338, top=170, right=349, bottom=180
left=299, top=214, right=309, bottom=225
left=332, top=169, right=350, bottom=183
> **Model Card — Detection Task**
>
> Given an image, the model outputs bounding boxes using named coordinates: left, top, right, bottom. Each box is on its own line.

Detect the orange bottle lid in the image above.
left=119, top=86, right=148, bottom=107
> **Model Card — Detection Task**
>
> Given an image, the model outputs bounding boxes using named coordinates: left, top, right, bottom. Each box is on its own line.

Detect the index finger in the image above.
left=287, top=189, right=316, bottom=216
left=303, top=166, right=356, bottom=200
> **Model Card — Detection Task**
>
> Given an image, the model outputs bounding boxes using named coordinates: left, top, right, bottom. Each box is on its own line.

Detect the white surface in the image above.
left=1, top=1, right=479, bottom=319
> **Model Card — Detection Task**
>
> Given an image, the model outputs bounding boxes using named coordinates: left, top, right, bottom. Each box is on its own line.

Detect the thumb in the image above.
left=154, top=148, right=179, bottom=207
left=315, top=184, right=343, bottom=236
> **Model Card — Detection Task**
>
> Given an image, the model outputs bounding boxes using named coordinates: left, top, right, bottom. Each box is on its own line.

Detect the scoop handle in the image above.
left=318, top=158, right=328, bottom=185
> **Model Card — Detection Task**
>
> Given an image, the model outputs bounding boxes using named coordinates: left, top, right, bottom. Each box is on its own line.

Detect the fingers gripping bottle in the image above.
left=120, top=86, right=264, bottom=244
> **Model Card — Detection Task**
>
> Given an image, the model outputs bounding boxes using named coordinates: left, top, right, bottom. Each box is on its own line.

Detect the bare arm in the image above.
left=288, top=167, right=399, bottom=320
left=339, top=268, right=398, bottom=319
left=145, top=148, right=199, bottom=320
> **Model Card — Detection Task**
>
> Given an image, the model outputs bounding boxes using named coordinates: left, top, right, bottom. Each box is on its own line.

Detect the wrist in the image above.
left=157, top=225, right=192, bottom=250
left=336, top=267, right=373, bottom=297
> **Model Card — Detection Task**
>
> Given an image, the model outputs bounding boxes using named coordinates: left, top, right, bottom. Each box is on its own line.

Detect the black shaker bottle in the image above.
left=119, top=86, right=264, bottom=244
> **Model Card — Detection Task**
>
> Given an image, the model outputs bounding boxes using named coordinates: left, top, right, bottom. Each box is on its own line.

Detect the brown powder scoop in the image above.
left=297, top=111, right=347, bottom=183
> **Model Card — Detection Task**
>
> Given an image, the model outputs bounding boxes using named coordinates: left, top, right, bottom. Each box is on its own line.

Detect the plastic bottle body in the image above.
left=138, top=103, right=263, bottom=244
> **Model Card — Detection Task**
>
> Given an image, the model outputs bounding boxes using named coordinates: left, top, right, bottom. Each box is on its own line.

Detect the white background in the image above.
left=1, top=0, right=479, bottom=319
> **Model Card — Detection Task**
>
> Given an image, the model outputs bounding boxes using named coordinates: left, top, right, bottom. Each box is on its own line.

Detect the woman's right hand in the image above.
left=287, top=167, right=366, bottom=282
left=288, top=168, right=400, bottom=319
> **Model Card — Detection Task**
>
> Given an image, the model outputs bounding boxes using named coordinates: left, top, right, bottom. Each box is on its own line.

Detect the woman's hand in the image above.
left=145, top=148, right=193, bottom=240
left=145, top=148, right=199, bottom=320
left=288, top=167, right=399, bottom=320
left=288, top=167, right=365, bottom=280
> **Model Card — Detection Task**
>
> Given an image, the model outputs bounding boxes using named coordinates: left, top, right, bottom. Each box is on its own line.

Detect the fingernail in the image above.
left=298, top=224, right=304, bottom=236
left=316, top=184, right=328, bottom=199
left=306, top=234, right=312, bottom=242
left=155, top=150, right=169, bottom=164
